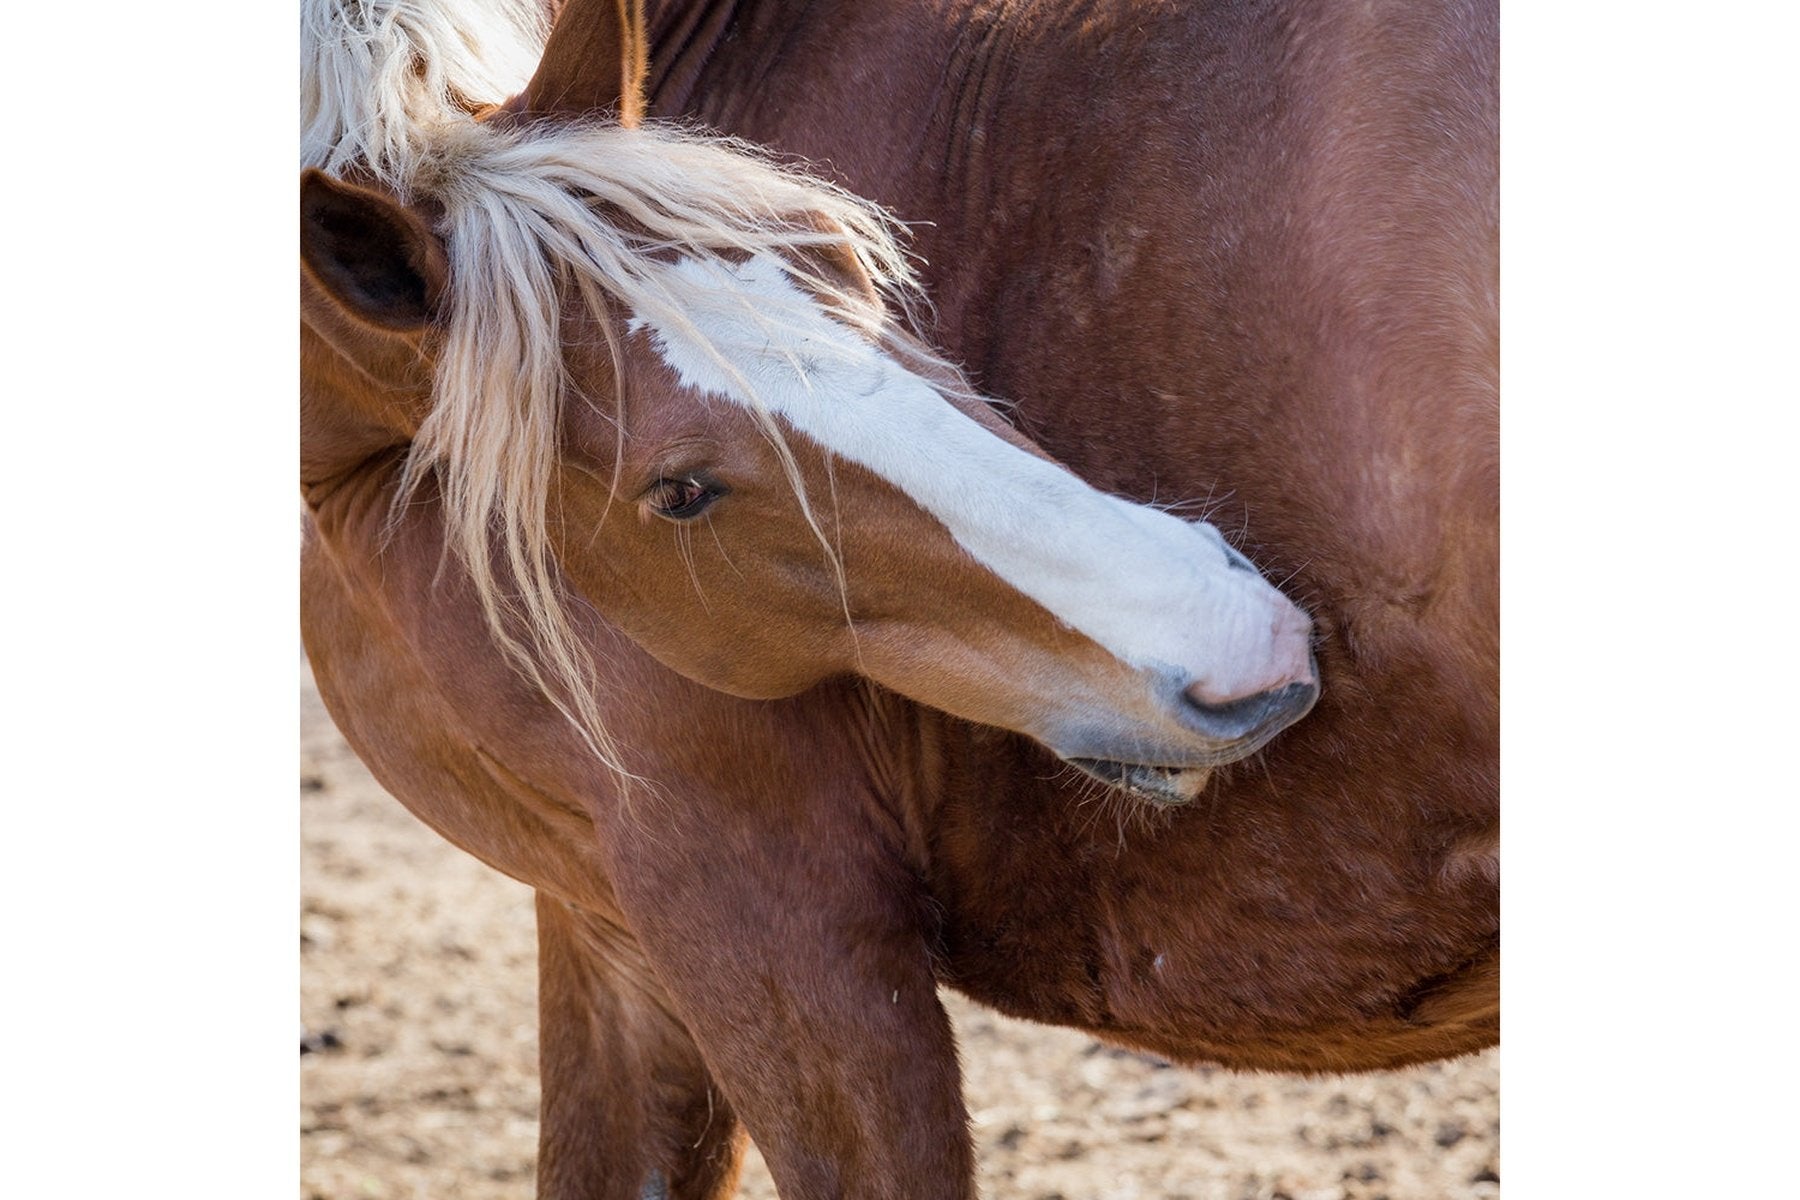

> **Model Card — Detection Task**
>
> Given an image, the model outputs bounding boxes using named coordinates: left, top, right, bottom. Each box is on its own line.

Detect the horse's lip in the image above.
left=1063, top=757, right=1211, bottom=807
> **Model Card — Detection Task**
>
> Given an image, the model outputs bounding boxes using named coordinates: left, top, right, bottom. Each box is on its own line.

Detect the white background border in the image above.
left=9, top=2, right=1798, bottom=1193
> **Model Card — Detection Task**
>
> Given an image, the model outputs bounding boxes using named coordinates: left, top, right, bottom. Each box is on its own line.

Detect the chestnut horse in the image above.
left=299, top=0, right=1496, bottom=1196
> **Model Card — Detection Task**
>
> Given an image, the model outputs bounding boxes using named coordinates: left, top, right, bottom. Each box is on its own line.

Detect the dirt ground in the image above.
left=301, top=658, right=1497, bottom=1200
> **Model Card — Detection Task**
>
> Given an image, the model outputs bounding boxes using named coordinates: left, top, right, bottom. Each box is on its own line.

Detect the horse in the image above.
left=298, top=0, right=1497, bottom=1196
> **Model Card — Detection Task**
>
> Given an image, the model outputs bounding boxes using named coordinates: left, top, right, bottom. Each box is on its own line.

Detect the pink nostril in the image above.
left=1183, top=675, right=1309, bottom=710
left=1186, top=626, right=1316, bottom=709
left=1179, top=675, right=1319, bottom=740
left=1184, top=678, right=1255, bottom=709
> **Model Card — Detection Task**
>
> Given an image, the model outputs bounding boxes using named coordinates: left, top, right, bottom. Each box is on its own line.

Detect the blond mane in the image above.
left=302, top=0, right=547, bottom=186
left=304, top=3, right=946, bottom=782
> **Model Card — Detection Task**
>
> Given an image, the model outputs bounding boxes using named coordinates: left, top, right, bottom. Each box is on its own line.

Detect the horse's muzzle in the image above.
left=1178, top=674, right=1319, bottom=745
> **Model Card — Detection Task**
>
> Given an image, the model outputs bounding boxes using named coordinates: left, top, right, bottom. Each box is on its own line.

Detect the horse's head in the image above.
left=299, top=129, right=1317, bottom=805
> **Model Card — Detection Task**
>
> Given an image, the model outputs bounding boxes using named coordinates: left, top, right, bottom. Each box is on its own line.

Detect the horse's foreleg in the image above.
left=536, top=890, right=746, bottom=1200
left=603, top=805, right=976, bottom=1200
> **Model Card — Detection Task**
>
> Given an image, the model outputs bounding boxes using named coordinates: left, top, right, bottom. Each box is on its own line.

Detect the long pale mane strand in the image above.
left=301, top=0, right=547, bottom=186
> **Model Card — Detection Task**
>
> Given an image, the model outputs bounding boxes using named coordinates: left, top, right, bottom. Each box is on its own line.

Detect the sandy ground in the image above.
left=301, top=658, right=1497, bottom=1199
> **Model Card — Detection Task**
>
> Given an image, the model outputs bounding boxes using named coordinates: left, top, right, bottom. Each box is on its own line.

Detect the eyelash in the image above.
left=647, top=476, right=724, bottom=520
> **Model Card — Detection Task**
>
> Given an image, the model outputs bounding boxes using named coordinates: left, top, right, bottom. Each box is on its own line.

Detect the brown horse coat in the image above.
left=301, top=1, right=1497, bottom=1196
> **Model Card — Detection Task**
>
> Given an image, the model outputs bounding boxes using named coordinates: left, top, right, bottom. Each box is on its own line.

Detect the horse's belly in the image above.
left=1096, top=946, right=1499, bottom=1073
left=949, top=941, right=1498, bottom=1074
left=927, top=730, right=1497, bottom=1074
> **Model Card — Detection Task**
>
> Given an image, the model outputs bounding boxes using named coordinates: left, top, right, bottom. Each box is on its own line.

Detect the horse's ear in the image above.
left=300, top=169, right=449, bottom=332
left=512, top=0, right=648, bottom=125
left=793, top=216, right=884, bottom=313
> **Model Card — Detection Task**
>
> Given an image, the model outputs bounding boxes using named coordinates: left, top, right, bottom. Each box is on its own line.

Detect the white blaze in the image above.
left=631, top=255, right=1289, bottom=693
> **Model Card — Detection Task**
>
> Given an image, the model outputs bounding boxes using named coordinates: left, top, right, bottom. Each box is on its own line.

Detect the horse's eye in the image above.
left=646, top=475, right=725, bottom=520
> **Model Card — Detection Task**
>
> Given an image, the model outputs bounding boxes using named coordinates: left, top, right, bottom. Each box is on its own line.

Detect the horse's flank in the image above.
left=590, top=0, right=1500, bottom=1052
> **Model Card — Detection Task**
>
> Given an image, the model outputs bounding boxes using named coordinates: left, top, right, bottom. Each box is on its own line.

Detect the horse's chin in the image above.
left=1064, top=758, right=1214, bottom=807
